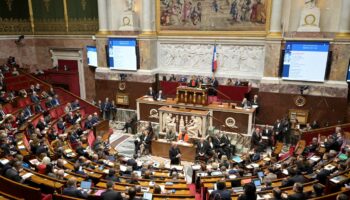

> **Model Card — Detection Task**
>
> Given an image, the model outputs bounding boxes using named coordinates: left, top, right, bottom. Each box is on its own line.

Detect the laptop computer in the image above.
left=257, top=171, right=264, bottom=178
left=81, top=181, right=92, bottom=191
left=253, top=179, right=261, bottom=187
left=143, top=192, right=153, bottom=200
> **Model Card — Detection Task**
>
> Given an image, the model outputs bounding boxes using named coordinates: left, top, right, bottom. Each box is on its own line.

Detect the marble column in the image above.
left=97, top=0, right=108, bottom=32
left=141, top=0, right=155, bottom=32
left=268, top=0, right=283, bottom=36
left=338, top=0, right=350, bottom=35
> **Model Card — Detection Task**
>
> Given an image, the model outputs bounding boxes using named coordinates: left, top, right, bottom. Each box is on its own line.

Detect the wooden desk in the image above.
left=151, top=139, right=196, bottom=162
left=93, top=120, right=110, bottom=141
left=176, top=86, right=208, bottom=106
left=137, top=96, right=255, bottom=135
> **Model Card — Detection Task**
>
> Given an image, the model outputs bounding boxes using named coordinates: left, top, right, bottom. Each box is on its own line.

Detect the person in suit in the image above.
left=34, top=103, right=44, bottom=113
left=102, top=98, right=111, bottom=120
left=220, top=133, right=232, bottom=158
left=36, top=118, right=47, bottom=132
left=251, top=127, right=263, bottom=151
left=93, top=136, right=103, bottom=152
left=71, top=99, right=80, bottom=110
left=23, top=106, right=32, bottom=119
left=101, top=181, right=122, bottom=200
left=211, top=181, right=232, bottom=200
left=48, top=87, right=56, bottom=97
left=156, top=90, right=164, bottom=101
left=110, top=100, right=117, bottom=121
left=282, top=183, right=306, bottom=200
left=240, top=98, right=251, bottom=108
left=127, top=187, right=141, bottom=200
left=16, top=111, right=26, bottom=127
left=147, top=87, right=155, bottom=98
left=274, top=119, right=283, bottom=142
left=30, top=91, right=40, bottom=104
left=209, top=75, right=219, bottom=96
left=196, top=138, right=209, bottom=161
left=262, top=124, right=273, bottom=147
left=63, top=177, right=88, bottom=198
left=65, top=112, right=76, bottom=124
left=84, top=115, right=94, bottom=129
left=51, top=94, right=60, bottom=107
left=271, top=188, right=283, bottom=200
left=165, top=128, right=177, bottom=141
left=169, top=143, right=181, bottom=165
left=105, top=168, right=120, bottom=182
left=91, top=112, right=100, bottom=125
left=212, top=130, right=225, bottom=159
left=281, top=168, right=305, bottom=188
left=45, top=97, right=53, bottom=109
left=57, top=117, right=66, bottom=131
left=137, top=129, right=152, bottom=155
left=4, top=161, right=26, bottom=183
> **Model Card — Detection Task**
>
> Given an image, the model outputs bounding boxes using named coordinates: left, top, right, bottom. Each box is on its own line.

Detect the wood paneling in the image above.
left=258, top=92, right=347, bottom=125
left=95, top=80, right=154, bottom=109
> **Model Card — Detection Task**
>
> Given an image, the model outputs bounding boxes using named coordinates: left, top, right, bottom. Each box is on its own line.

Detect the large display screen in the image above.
left=86, top=46, right=97, bottom=67
left=108, top=38, right=137, bottom=71
left=282, top=41, right=330, bottom=82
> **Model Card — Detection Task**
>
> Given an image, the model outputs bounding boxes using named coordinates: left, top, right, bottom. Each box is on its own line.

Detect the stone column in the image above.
left=338, top=0, right=350, bottom=35
left=141, top=0, right=155, bottom=32
left=268, top=0, right=283, bottom=36
left=97, top=0, right=108, bottom=32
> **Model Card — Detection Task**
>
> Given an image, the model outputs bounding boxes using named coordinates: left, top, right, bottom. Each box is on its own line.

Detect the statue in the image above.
left=297, top=0, right=320, bottom=32
left=164, top=113, right=176, bottom=133
left=186, top=116, right=202, bottom=138
left=126, top=0, right=134, bottom=11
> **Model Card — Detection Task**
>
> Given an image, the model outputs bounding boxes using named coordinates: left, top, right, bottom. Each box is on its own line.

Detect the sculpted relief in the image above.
left=159, top=43, right=265, bottom=77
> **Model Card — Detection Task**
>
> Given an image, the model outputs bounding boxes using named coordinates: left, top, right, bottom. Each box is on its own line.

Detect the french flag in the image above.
left=212, top=44, right=218, bottom=72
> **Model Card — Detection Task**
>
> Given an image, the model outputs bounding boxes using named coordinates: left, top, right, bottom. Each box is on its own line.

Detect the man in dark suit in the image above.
left=36, top=118, right=47, bottom=132
left=4, top=161, right=25, bottom=183
left=169, top=143, right=181, bottom=165
left=196, top=138, right=209, bottom=161
left=84, top=115, right=94, bottom=129
left=30, top=92, right=40, bottom=103
left=105, top=169, right=120, bottom=183
left=283, top=183, right=306, bottom=200
left=23, top=106, right=32, bottom=119
left=209, top=76, right=219, bottom=96
left=251, top=127, right=263, bottom=151
left=91, top=112, right=100, bottom=125
left=63, top=177, right=88, bottom=198
left=262, top=124, right=273, bottom=147
left=210, top=181, right=232, bottom=200
left=102, top=98, right=111, bottom=120
left=71, top=99, right=80, bottom=110
left=45, top=97, right=53, bottom=109
left=34, top=103, right=44, bottom=113
left=220, top=133, right=232, bottom=158
left=101, top=181, right=122, bottom=200
left=281, top=168, right=305, bottom=188
left=212, top=131, right=225, bottom=158
left=274, top=119, right=283, bottom=142
left=57, top=117, right=66, bottom=131
left=51, top=95, right=60, bottom=107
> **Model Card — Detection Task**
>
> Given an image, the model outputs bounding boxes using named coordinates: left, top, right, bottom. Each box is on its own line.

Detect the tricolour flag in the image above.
left=212, top=44, right=218, bottom=72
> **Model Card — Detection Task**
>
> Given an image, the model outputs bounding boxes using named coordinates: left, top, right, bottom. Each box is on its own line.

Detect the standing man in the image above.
left=102, top=98, right=111, bottom=120
left=169, top=143, right=181, bottom=165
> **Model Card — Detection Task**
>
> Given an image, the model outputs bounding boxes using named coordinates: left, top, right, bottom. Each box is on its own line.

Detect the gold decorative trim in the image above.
left=156, top=0, right=272, bottom=37
left=0, top=18, right=32, bottom=35
left=63, top=0, right=69, bottom=32
left=28, top=0, right=35, bottom=33
left=335, top=32, right=350, bottom=40
left=266, top=32, right=282, bottom=38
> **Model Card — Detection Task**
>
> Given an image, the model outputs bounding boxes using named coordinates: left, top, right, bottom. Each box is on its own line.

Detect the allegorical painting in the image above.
left=159, top=0, right=268, bottom=31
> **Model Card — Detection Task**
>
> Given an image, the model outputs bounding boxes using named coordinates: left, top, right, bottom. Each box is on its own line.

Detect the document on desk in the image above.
left=0, top=158, right=9, bottom=165
left=330, top=175, right=348, bottom=184
left=29, top=159, right=40, bottom=166
left=18, top=145, right=26, bottom=150
left=21, top=173, right=33, bottom=180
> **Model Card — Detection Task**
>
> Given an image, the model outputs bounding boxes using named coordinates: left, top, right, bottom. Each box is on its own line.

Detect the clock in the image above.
left=123, top=16, right=131, bottom=26
left=304, top=14, right=316, bottom=25
left=294, top=95, right=306, bottom=107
